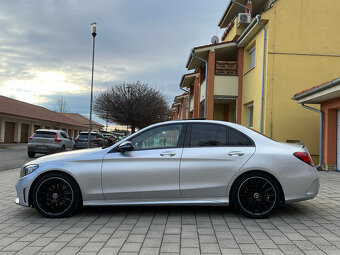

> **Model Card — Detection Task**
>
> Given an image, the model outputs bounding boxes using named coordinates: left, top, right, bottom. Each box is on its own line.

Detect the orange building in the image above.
left=293, top=78, right=340, bottom=171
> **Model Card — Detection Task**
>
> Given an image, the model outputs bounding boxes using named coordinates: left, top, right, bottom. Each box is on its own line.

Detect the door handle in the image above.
left=160, top=152, right=176, bottom=157
left=228, top=151, right=244, bottom=157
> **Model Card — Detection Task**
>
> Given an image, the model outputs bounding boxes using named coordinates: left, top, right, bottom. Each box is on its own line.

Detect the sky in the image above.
left=0, top=0, right=229, bottom=124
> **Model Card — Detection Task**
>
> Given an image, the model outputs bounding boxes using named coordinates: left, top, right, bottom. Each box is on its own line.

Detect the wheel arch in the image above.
left=229, top=170, right=285, bottom=204
left=28, top=170, right=83, bottom=207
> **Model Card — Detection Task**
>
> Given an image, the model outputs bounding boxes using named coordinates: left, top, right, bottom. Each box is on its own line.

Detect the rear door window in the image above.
left=189, top=124, right=227, bottom=147
left=227, top=127, right=253, bottom=146
left=189, top=123, right=254, bottom=147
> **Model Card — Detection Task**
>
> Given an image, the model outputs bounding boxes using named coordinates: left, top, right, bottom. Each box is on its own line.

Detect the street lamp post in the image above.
left=126, top=85, right=131, bottom=135
left=88, top=22, right=97, bottom=148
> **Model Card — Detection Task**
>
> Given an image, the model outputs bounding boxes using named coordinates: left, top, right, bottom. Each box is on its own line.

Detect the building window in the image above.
left=249, top=45, right=256, bottom=69
left=247, top=103, right=253, bottom=128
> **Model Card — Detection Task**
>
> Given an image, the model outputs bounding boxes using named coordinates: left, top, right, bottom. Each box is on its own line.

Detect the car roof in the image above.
left=134, top=120, right=275, bottom=146
left=35, top=129, right=62, bottom=133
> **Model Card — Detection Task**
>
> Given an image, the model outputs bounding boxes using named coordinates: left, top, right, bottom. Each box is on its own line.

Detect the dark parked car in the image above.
left=28, top=129, right=74, bottom=157
left=103, top=133, right=118, bottom=146
left=74, top=132, right=107, bottom=149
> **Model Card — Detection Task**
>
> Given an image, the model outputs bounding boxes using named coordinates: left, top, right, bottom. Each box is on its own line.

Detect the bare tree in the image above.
left=54, top=96, right=68, bottom=113
left=94, top=81, right=172, bottom=133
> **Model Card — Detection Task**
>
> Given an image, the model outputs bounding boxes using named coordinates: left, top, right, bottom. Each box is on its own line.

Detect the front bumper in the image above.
left=15, top=175, right=33, bottom=207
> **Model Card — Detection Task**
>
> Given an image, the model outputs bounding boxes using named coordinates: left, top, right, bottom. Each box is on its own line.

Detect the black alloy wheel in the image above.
left=32, top=172, right=81, bottom=218
left=232, top=172, right=281, bottom=219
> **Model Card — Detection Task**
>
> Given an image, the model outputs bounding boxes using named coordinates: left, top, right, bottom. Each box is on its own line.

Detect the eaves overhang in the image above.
left=174, top=93, right=189, bottom=103
left=237, top=16, right=268, bottom=48
left=218, top=0, right=273, bottom=28
left=292, top=78, right=340, bottom=104
left=186, top=41, right=237, bottom=70
left=180, top=72, right=199, bottom=88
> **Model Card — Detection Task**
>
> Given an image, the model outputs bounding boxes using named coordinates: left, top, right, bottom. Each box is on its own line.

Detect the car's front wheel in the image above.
left=231, top=172, right=281, bottom=219
left=31, top=172, right=81, bottom=218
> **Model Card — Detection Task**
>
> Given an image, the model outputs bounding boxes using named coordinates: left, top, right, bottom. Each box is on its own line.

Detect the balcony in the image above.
left=214, top=75, right=238, bottom=97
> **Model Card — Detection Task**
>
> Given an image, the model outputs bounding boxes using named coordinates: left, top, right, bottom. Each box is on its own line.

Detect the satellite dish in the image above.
left=211, top=36, right=219, bottom=44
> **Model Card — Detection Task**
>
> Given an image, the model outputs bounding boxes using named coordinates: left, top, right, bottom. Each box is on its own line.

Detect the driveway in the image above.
left=1, top=169, right=340, bottom=254
left=0, top=144, right=42, bottom=172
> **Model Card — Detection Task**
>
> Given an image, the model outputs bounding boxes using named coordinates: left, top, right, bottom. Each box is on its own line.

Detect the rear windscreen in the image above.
left=34, top=131, right=56, bottom=138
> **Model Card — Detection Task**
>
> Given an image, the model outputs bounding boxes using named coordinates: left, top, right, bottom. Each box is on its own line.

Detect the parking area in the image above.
left=1, top=170, right=340, bottom=255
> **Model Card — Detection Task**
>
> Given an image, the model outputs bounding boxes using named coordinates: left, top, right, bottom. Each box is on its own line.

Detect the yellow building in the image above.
left=173, top=0, right=340, bottom=161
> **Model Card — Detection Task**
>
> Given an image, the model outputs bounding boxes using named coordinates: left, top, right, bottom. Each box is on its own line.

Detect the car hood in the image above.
left=24, top=147, right=110, bottom=166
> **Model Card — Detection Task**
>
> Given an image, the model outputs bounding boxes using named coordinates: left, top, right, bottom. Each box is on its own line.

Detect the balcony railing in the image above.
left=215, top=61, right=237, bottom=76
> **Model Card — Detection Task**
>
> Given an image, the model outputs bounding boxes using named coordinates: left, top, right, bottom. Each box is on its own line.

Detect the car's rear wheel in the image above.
left=32, top=172, right=80, bottom=218
left=231, top=172, right=280, bottom=219
left=28, top=151, right=35, bottom=158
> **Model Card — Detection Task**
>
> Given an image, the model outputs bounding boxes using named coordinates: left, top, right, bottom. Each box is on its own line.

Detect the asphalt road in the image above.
left=0, top=145, right=42, bottom=171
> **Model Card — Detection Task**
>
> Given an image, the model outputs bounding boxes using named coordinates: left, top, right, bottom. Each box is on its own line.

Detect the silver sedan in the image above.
left=15, top=120, right=319, bottom=219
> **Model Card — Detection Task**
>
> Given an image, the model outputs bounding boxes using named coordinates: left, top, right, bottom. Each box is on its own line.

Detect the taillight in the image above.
left=294, top=152, right=313, bottom=166
left=28, top=133, right=34, bottom=141
left=91, top=138, right=99, bottom=142
left=75, top=138, right=79, bottom=142
left=54, top=134, right=61, bottom=143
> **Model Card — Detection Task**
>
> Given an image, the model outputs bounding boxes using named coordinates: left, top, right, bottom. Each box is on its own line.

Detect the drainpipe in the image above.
left=191, top=48, right=208, bottom=118
left=301, top=104, right=323, bottom=170
left=256, top=15, right=266, bottom=134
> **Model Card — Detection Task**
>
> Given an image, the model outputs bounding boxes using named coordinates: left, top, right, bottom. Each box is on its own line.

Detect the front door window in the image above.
left=130, top=124, right=182, bottom=150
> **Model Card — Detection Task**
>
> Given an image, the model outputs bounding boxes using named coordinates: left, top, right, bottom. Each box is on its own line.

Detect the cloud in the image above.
left=0, top=0, right=228, bottom=123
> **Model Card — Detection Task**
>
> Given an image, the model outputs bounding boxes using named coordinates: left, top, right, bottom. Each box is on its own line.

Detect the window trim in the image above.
left=249, top=45, right=256, bottom=70
left=247, top=103, right=254, bottom=128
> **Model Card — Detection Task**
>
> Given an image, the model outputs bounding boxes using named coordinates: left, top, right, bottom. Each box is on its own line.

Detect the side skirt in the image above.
left=83, top=197, right=229, bottom=206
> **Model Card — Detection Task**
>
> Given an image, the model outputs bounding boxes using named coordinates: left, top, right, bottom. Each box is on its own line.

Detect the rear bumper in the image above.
left=28, top=144, right=62, bottom=154
left=284, top=167, right=320, bottom=204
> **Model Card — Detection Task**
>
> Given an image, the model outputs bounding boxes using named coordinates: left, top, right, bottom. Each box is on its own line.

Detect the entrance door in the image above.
left=4, top=122, right=15, bottom=143
left=337, top=110, right=340, bottom=171
left=20, top=124, right=29, bottom=143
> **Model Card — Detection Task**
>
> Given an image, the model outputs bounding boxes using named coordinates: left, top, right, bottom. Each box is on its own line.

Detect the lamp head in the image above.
left=91, top=22, right=97, bottom=37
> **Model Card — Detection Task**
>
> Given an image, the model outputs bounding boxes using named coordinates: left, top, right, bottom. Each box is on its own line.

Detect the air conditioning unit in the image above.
left=238, top=13, right=251, bottom=26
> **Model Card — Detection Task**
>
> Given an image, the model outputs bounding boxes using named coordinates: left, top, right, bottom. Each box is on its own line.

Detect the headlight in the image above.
left=23, top=164, right=39, bottom=176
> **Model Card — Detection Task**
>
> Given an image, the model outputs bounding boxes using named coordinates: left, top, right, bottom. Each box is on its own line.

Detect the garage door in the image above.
left=20, top=124, right=29, bottom=143
left=4, top=122, right=15, bottom=143
left=338, top=110, right=340, bottom=171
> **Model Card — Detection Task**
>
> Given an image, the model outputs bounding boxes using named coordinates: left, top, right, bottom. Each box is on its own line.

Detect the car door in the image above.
left=61, top=131, right=72, bottom=150
left=102, top=123, right=186, bottom=200
left=180, top=123, right=256, bottom=198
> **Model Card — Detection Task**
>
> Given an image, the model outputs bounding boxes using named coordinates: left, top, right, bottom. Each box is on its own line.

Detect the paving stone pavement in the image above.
left=2, top=169, right=340, bottom=254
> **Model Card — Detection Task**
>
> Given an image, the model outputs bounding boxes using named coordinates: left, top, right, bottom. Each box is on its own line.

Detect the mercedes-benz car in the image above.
left=15, top=120, right=319, bottom=219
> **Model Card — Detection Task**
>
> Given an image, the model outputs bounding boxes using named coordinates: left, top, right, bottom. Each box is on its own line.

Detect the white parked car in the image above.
left=27, top=129, right=75, bottom=158
left=16, top=120, right=319, bottom=218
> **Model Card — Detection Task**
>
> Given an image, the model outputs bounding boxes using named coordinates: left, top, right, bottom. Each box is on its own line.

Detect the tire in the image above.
left=28, top=151, right=35, bottom=158
left=31, top=172, right=81, bottom=218
left=60, top=145, right=66, bottom=152
left=231, top=172, right=281, bottom=219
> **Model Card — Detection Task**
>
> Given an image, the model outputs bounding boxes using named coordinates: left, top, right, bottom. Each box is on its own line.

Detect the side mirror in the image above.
left=118, top=141, right=134, bottom=152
